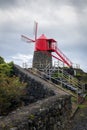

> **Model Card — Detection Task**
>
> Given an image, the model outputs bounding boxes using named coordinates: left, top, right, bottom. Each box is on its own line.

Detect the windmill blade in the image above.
left=21, top=35, right=35, bottom=43
left=21, top=36, right=31, bottom=43
left=34, top=21, right=38, bottom=41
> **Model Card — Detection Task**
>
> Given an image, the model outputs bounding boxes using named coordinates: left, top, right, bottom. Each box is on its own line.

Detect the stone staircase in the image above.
left=42, top=63, right=84, bottom=94
left=27, top=63, right=84, bottom=97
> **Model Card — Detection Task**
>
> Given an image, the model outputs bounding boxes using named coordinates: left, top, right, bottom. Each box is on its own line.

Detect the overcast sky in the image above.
left=0, top=0, right=87, bottom=72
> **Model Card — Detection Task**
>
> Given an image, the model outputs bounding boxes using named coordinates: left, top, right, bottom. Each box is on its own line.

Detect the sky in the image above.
left=0, top=0, right=87, bottom=72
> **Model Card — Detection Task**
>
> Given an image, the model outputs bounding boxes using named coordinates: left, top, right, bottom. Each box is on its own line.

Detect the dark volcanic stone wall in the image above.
left=0, top=95, right=71, bottom=130
left=0, top=65, right=72, bottom=130
left=33, top=51, right=52, bottom=69
left=13, top=65, right=55, bottom=105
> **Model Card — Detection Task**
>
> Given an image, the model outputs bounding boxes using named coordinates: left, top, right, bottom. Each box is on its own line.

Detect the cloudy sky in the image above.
left=0, top=0, right=87, bottom=72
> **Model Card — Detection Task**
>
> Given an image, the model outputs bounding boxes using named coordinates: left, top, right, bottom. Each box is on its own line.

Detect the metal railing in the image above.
left=42, top=62, right=83, bottom=93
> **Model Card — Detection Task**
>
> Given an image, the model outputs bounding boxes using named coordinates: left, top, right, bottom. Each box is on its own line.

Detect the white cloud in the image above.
left=12, top=53, right=33, bottom=61
left=6, top=53, right=33, bottom=68
left=55, top=5, right=78, bottom=25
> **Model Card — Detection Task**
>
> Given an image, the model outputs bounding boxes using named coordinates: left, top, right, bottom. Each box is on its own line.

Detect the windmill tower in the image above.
left=21, top=22, right=72, bottom=69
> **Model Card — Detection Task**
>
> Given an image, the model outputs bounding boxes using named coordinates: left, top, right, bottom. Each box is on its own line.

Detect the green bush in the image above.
left=0, top=56, right=5, bottom=64
left=0, top=61, right=14, bottom=77
left=0, top=56, right=27, bottom=115
left=0, top=76, right=26, bottom=115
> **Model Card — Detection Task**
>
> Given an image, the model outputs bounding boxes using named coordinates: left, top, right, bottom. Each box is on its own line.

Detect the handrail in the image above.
left=43, top=63, right=83, bottom=90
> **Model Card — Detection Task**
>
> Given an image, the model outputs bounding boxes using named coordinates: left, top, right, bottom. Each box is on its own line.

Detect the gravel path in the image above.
left=67, top=99, right=87, bottom=130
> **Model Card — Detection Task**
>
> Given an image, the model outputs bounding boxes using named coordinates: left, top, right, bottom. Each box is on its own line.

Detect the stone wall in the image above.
left=13, top=65, right=55, bottom=105
left=33, top=51, right=52, bottom=69
left=0, top=95, right=71, bottom=130
left=0, top=65, right=72, bottom=130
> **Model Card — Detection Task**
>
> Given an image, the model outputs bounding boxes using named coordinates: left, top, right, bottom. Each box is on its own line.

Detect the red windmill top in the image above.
left=35, top=34, right=57, bottom=51
left=21, top=22, right=72, bottom=67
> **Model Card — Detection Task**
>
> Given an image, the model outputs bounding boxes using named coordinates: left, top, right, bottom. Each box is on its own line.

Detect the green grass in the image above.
left=78, top=104, right=87, bottom=109
left=71, top=97, right=77, bottom=103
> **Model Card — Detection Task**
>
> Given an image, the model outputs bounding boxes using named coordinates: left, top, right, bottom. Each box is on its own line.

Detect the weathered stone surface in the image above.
left=0, top=65, right=72, bottom=130
left=13, top=64, right=55, bottom=105
left=33, top=51, right=52, bottom=69
left=0, top=95, right=71, bottom=130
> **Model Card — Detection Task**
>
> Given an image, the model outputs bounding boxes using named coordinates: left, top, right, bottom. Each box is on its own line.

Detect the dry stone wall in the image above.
left=13, top=65, right=55, bottom=105
left=0, top=65, right=72, bottom=130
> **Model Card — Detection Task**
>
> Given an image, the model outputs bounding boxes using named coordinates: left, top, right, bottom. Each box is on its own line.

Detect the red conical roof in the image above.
left=38, top=34, right=47, bottom=39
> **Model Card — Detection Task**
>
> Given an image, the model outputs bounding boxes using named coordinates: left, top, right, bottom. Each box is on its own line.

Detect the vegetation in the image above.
left=0, top=56, right=26, bottom=115
left=78, top=104, right=87, bottom=109
left=0, top=56, right=5, bottom=64
left=74, top=68, right=87, bottom=84
left=53, top=67, right=87, bottom=84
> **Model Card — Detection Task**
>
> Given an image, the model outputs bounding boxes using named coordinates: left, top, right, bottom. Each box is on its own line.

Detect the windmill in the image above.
left=21, top=22, right=72, bottom=69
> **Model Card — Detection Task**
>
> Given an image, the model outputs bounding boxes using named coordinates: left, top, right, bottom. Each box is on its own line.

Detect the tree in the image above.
left=0, top=56, right=5, bottom=64
left=0, top=63, right=13, bottom=76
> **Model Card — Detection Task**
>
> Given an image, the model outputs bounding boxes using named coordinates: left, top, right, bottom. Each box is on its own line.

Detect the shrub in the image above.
left=0, top=56, right=27, bottom=115
left=0, top=76, right=26, bottom=115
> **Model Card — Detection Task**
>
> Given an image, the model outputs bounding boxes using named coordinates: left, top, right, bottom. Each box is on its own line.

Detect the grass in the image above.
left=71, top=97, right=77, bottom=103
left=78, top=104, right=87, bottom=109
